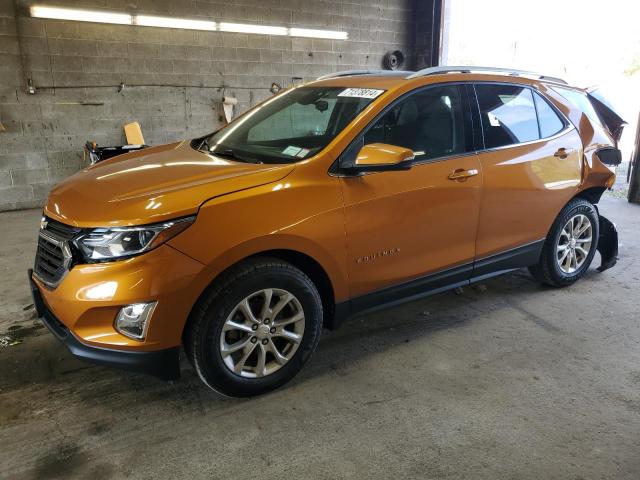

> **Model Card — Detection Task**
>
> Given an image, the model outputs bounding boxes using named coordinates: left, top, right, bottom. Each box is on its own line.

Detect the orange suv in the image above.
left=29, top=66, right=623, bottom=397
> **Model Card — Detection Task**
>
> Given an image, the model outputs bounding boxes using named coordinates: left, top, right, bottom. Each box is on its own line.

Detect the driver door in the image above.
left=339, top=84, right=482, bottom=306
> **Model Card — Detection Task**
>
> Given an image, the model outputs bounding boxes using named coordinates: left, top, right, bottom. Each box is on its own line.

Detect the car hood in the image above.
left=44, top=141, right=295, bottom=227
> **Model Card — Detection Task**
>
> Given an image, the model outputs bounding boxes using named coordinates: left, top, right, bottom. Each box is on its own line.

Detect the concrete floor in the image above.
left=1, top=196, right=639, bottom=479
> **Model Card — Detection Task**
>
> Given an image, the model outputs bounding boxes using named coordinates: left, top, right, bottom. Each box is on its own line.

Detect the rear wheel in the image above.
left=185, top=258, right=322, bottom=397
left=529, top=198, right=599, bottom=287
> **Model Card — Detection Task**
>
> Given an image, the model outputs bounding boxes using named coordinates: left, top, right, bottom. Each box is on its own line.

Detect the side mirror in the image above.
left=352, top=143, right=414, bottom=173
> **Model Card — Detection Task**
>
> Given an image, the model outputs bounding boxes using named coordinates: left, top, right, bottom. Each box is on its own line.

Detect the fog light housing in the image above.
left=115, top=302, right=156, bottom=340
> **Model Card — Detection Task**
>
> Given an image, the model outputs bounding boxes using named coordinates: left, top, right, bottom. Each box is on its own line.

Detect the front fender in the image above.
left=197, top=232, right=350, bottom=302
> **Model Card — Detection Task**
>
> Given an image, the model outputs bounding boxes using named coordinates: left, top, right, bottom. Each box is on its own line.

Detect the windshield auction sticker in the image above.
left=338, top=88, right=385, bottom=99
left=282, top=146, right=303, bottom=156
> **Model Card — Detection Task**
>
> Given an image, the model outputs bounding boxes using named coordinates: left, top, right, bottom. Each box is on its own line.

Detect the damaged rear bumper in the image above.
left=597, top=214, right=618, bottom=272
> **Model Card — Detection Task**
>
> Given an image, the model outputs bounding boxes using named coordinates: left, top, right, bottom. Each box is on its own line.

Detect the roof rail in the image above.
left=317, top=69, right=414, bottom=80
left=406, top=66, right=567, bottom=85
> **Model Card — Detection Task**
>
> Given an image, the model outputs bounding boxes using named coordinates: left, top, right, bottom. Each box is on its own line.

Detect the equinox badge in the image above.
left=356, top=247, right=401, bottom=264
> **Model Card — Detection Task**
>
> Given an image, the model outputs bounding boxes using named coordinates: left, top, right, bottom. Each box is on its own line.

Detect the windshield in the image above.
left=194, top=86, right=384, bottom=164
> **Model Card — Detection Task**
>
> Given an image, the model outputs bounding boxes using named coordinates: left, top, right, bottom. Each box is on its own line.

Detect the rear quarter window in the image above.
left=533, top=92, right=565, bottom=138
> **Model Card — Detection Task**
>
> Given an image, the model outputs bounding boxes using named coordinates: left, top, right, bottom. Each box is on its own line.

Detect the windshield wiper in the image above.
left=212, top=148, right=262, bottom=164
left=196, top=137, right=211, bottom=152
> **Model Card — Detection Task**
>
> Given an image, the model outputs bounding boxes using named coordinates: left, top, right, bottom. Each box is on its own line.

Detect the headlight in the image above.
left=75, top=216, right=195, bottom=261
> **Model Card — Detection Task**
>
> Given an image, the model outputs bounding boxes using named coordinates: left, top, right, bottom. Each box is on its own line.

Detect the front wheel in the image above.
left=185, top=258, right=323, bottom=397
left=529, top=198, right=599, bottom=287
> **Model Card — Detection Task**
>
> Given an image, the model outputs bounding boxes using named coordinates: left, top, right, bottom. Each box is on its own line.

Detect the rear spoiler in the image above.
left=587, top=88, right=627, bottom=143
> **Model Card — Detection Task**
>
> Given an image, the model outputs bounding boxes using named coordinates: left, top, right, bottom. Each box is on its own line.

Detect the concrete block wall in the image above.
left=0, top=0, right=427, bottom=211
left=412, top=0, right=439, bottom=69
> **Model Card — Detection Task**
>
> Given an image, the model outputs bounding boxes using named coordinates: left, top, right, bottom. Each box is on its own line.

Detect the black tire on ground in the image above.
left=185, top=257, right=323, bottom=397
left=529, top=198, right=599, bottom=287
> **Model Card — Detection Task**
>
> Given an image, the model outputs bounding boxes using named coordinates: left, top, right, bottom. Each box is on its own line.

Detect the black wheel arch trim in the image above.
left=595, top=211, right=618, bottom=272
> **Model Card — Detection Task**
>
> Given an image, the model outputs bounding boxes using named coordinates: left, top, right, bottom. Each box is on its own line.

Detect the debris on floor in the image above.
left=0, top=335, right=22, bottom=348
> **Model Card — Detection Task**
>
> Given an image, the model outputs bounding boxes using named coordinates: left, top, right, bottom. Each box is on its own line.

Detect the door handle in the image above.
left=554, top=147, right=572, bottom=159
left=448, top=168, right=479, bottom=181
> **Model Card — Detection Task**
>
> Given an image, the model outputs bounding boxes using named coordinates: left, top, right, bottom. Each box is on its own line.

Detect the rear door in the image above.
left=472, top=83, right=583, bottom=260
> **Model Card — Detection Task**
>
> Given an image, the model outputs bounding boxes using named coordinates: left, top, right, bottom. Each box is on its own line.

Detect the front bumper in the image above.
left=30, top=270, right=180, bottom=380
left=31, top=243, right=210, bottom=351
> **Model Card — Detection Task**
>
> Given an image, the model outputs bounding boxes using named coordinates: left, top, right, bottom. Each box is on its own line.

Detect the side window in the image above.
left=363, top=85, right=469, bottom=161
left=475, top=84, right=539, bottom=148
left=534, top=92, right=564, bottom=138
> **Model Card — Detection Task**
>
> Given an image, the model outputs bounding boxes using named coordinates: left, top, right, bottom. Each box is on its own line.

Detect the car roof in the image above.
left=310, top=68, right=583, bottom=93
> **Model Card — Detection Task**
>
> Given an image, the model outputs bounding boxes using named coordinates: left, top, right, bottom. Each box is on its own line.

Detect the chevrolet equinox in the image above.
left=29, top=66, right=622, bottom=397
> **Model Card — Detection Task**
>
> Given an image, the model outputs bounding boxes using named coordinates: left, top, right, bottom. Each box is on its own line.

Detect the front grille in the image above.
left=44, top=219, right=79, bottom=240
left=34, top=218, right=80, bottom=288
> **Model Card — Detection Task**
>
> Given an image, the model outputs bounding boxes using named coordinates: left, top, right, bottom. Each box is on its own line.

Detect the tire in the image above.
left=185, top=257, right=322, bottom=397
left=529, top=198, right=599, bottom=287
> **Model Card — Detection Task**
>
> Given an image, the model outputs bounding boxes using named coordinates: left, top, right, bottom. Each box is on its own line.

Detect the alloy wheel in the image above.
left=219, top=289, right=305, bottom=378
left=556, top=214, right=593, bottom=274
